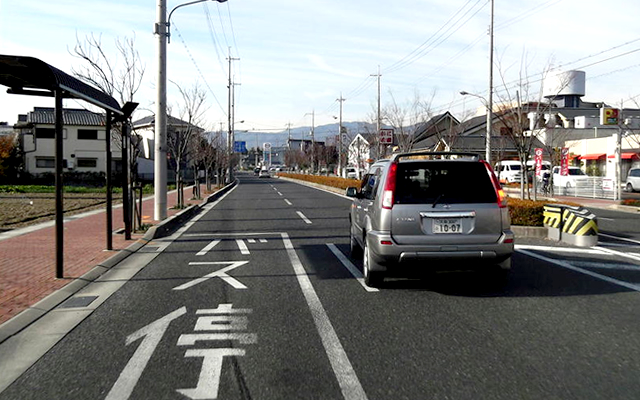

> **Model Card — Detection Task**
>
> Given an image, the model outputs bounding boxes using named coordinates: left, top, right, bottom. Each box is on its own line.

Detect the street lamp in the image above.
left=460, top=91, right=492, bottom=165
left=154, top=0, right=228, bottom=221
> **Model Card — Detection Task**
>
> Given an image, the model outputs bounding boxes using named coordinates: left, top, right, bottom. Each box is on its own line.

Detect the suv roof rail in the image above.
left=392, top=151, right=481, bottom=161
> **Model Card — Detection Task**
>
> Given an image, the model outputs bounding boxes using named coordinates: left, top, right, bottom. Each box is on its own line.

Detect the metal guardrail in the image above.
left=543, top=204, right=598, bottom=247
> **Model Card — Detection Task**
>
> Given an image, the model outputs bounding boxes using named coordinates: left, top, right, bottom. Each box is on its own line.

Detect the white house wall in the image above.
left=24, top=125, right=121, bottom=175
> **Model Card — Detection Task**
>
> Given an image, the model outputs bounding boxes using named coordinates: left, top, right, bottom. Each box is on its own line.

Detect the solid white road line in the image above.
left=281, top=233, right=368, bottom=400
left=327, top=244, right=379, bottom=292
left=514, top=244, right=608, bottom=255
left=599, top=232, right=640, bottom=246
left=296, top=211, right=312, bottom=224
left=518, top=249, right=640, bottom=292
left=592, top=245, right=640, bottom=262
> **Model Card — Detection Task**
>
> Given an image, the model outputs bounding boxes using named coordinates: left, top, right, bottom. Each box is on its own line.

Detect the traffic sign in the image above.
left=233, top=141, right=247, bottom=153
left=379, top=129, right=394, bottom=144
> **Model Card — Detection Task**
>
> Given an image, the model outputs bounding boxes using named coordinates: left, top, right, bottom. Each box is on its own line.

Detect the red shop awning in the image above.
left=607, top=153, right=640, bottom=160
left=579, top=153, right=606, bottom=160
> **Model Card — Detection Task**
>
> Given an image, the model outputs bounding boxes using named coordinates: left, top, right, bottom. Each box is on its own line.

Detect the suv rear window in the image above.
left=394, top=161, right=497, bottom=205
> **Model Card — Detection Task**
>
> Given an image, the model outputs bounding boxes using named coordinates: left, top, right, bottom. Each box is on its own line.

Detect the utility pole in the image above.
left=286, top=122, right=292, bottom=149
left=337, top=94, right=346, bottom=177
left=486, top=0, right=495, bottom=166
left=311, top=110, right=315, bottom=173
left=371, top=66, right=381, bottom=159
left=227, top=48, right=239, bottom=182
left=154, top=0, right=168, bottom=220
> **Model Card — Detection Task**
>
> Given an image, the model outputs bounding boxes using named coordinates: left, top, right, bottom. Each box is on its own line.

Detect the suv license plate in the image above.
left=432, top=218, right=462, bottom=234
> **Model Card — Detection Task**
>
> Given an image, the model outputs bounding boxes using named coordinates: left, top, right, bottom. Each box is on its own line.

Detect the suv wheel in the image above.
left=627, top=182, right=634, bottom=193
left=363, top=241, right=384, bottom=287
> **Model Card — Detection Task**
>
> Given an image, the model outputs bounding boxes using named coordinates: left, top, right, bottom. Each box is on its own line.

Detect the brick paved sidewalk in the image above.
left=0, top=185, right=211, bottom=325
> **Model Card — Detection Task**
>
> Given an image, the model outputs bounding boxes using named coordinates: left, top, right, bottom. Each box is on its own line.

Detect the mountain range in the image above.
left=234, top=121, right=380, bottom=149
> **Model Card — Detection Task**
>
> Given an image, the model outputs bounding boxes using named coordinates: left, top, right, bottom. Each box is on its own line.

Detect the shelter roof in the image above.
left=0, top=54, right=122, bottom=115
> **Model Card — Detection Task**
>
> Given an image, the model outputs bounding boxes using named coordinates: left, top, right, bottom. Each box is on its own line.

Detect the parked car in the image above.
left=626, top=168, right=640, bottom=192
left=258, top=169, right=270, bottom=178
left=345, top=151, right=514, bottom=288
left=552, top=166, right=588, bottom=189
left=345, top=167, right=358, bottom=179
left=494, top=160, right=522, bottom=184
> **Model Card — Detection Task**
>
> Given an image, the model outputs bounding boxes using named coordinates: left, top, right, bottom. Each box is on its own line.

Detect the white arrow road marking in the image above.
left=296, top=211, right=312, bottom=224
left=176, top=348, right=246, bottom=400
left=327, top=244, right=379, bottom=292
left=173, top=261, right=250, bottom=290
left=197, top=240, right=221, bottom=256
left=236, top=239, right=250, bottom=255
left=105, top=307, right=187, bottom=400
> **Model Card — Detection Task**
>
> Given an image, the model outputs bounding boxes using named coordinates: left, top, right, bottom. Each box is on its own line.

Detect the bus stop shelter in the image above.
left=0, top=54, right=135, bottom=278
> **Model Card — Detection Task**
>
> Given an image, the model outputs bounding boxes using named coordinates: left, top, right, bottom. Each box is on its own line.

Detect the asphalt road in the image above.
left=2, top=173, right=640, bottom=399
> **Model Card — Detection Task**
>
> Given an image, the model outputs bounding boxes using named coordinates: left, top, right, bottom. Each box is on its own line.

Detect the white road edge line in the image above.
left=296, top=211, right=312, bottom=224
left=281, top=233, right=368, bottom=400
left=327, top=244, right=378, bottom=292
left=599, top=232, right=640, bottom=246
left=518, top=249, right=640, bottom=292
left=514, top=244, right=607, bottom=255
left=592, top=245, right=640, bottom=262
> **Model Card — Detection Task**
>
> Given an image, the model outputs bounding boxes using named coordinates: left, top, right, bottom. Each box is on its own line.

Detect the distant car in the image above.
left=345, top=151, right=513, bottom=288
left=552, top=166, right=588, bottom=189
left=626, top=168, right=640, bottom=192
left=345, top=167, right=358, bottom=179
left=259, top=169, right=270, bottom=178
left=494, top=160, right=522, bottom=184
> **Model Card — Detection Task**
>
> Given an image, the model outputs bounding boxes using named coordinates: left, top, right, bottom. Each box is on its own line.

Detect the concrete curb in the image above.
left=0, top=180, right=237, bottom=344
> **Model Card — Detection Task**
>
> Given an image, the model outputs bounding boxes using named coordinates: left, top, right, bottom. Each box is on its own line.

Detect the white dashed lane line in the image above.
left=296, top=211, right=312, bottom=224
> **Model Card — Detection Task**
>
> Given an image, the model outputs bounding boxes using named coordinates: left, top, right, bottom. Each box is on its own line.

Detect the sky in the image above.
left=1, top=0, right=640, bottom=138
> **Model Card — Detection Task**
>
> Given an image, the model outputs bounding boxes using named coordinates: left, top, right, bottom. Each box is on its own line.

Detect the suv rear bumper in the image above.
left=366, top=230, right=514, bottom=271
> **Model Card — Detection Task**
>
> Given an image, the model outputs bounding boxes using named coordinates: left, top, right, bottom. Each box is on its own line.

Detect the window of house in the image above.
left=76, top=158, right=97, bottom=168
left=35, top=128, right=55, bottom=139
left=36, top=157, right=55, bottom=168
left=78, top=129, right=98, bottom=140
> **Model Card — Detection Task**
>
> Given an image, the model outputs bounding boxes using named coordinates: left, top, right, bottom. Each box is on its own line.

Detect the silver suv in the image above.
left=346, top=151, right=514, bottom=287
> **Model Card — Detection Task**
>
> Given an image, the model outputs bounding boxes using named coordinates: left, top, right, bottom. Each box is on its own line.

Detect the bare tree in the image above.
left=167, top=81, right=208, bottom=207
left=493, top=56, right=569, bottom=199
left=383, top=89, right=435, bottom=153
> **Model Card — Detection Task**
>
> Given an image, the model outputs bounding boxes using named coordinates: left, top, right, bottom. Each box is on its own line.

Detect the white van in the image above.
left=494, top=160, right=523, bottom=184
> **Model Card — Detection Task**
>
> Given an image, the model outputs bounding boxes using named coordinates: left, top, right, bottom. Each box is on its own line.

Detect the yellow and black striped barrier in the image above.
left=543, top=204, right=598, bottom=247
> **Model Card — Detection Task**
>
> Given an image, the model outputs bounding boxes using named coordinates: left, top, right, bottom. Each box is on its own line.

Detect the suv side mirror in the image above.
left=345, top=187, right=358, bottom=198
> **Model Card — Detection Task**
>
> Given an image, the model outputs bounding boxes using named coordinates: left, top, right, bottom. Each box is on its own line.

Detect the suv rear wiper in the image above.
left=432, top=193, right=445, bottom=208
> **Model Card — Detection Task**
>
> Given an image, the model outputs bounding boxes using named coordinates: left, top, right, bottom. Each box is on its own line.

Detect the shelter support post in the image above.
left=55, top=90, right=64, bottom=279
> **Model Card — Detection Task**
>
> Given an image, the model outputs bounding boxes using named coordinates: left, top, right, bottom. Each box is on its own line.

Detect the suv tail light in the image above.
left=483, top=161, right=507, bottom=208
left=382, top=162, right=398, bottom=209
